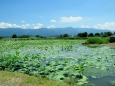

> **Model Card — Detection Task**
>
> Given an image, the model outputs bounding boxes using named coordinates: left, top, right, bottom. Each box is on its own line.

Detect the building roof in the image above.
left=110, top=34, right=115, bottom=37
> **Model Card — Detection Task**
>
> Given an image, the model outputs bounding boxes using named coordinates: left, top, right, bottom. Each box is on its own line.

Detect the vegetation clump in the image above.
left=110, top=81, right=115, bottom=85
left=12, top=34, right=17, bottom=38
left=86, top=37, right=109, bottom=44
left=18, top=35, right=30, bottom=38
left=0, top=36, right=3, bottom=39
left=0, top=39, right=115, bottom=86
left=0, top=71, right=69, bottom=86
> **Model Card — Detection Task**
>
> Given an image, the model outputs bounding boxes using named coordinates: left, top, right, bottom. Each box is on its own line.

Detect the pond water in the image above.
left=1, top=40, right=115, bottom=86
left=88, top=76, right=115, bottom=86
left=84, top=47, right=115, bottom=86
left=39, top=45, right=115, bottom=86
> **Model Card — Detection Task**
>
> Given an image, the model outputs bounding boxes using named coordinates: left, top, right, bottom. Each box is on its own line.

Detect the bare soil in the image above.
left=106, top=43, right=115, bottom=47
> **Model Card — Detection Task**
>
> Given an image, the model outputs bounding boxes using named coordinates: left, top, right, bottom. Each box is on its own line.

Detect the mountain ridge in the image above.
left=0, top=27, right=112, bottom=37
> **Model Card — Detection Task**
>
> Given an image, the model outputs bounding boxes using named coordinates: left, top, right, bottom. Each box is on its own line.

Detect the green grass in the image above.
left=86, top=37, right=110, bottom=44
left=0, top=71, right=70, bottom=86
left=1, top=39, right=114, bottom=86
left=110, top=81, right=115, bottom=85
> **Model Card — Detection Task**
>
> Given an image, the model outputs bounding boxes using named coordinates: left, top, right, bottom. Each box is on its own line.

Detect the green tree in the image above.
left=106, top=32, right=112, bottom=36
left=102, top=32, right=112, bottom=37
left=57, top=34, right=63, bottom=38
left=36, top=35, right=44, bottom=38
left=12, top=34, right=17, bottom=38
left=82, top=32, right=88, bottom=37
left=63, top=33, right=69, bottom=37
left=95, top=33, right=101, bottom=36
left=77, top=32, right=87, bottom=37
left=77, top=33, right=82, bottom=37
left=0, top=36, right=3, bottom=39
left=18, top=35, right=30, bottom=38
left=88, top=33, right=94, bottom=37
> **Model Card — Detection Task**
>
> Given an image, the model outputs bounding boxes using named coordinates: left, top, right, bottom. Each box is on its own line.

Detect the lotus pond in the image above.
left=0, top=39, right=115, bottom=86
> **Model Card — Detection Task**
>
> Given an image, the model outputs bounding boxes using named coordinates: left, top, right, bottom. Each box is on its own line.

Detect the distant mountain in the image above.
left=0, top=27, right=111, bottom=37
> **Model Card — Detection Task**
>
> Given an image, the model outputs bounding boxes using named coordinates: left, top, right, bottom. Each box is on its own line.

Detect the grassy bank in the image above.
left=85, top=37, right=110, bottom=44
left=0, top=71, right=69, bottom=86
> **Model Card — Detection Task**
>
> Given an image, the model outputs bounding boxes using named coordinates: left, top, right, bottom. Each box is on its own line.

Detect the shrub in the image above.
left=57, top=34, right=69, bottom=38
left=0, top=36, right=3, bottom=39
left=86, top=37, right=109, bottom=44
left=18, top=35, right=30, bottom=38
left=103, top=37, right=110, bottom=43
left=12, top=34, right=17, bottom=38
left=88, top=33, right=94, bottom=37
left=63, top=34, right=69, bottom=37
left=36, top=35, right=44, bottom=38
left=77, top=32, right=88, bottom=37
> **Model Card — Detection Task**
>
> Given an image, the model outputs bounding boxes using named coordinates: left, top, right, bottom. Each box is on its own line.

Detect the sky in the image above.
left=0, top=0, right=115, bottom=30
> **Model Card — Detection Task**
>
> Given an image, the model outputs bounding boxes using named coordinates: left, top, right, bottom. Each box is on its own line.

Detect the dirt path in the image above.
left=106, top=43, right=115, bottom=47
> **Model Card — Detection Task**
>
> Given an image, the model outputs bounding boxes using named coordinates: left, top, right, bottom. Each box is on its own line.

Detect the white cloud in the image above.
left=60, top=16, right=83, bottom=23
left=94, top=22, right=115, bottom=30
left=19, top=24, right=31, bottom=29
left=50, top=20, right=56, bottom=23
left=20, top=20, right=25, bottom=23
left=47, top=25, right=56, bottom=28
left=0, top=22, right=19, bottom=28
left=0, top=22, right=32, bottom=29
left=80, top=22, right=115, bottom=30
left=33, top=23, right=43, bottom=29
left=0, top=22, right=43, bottom=29
left=80, top=25, right=90, bottom=28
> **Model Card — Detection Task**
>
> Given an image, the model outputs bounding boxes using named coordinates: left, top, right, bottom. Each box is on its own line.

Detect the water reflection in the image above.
left=88, top=76, right=115, bottom=86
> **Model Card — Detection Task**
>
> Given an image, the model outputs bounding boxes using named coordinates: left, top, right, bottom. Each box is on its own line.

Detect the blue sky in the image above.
left=0, top=0, right=115, bottom=30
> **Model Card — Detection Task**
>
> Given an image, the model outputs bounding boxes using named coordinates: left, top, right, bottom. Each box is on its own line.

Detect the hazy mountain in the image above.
left=0, top=27, right=111, bottom=37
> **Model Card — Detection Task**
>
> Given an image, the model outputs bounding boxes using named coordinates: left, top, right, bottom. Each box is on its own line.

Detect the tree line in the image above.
left=0, top=31, right=114, bottom=39
left=77, top=32, right=114, bottom=37
left=58, top=31, right=115, bottom=38
left=11, top=31, right=115, bottom=38
left=11, top=34, right=45, bottom=38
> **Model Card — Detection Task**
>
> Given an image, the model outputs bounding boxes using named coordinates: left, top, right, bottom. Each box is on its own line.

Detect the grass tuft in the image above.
left=86, top=37, right=110, bottom=44
left=0, top=71, right=69, bottom=86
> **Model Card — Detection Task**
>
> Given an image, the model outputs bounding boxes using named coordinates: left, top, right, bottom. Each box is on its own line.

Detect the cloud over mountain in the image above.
left=0, top=22, right=19, bottom=28
left=0, top=22, right=44, bottom=29
left=33, top=23, right=43, bottom=29
left=94, top=22, right=115, bottom=30
left=50, top=20, right=56, bottom=23
left=60, top=16, right=83, bottom=23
